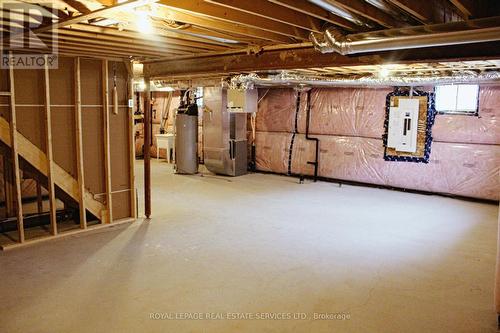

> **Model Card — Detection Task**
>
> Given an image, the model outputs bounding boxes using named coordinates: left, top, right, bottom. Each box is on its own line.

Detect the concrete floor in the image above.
left=0, top=159, right=498, bottom=333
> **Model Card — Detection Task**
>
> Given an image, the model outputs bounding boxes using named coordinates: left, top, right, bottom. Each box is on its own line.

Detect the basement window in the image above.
left=195, top=87, right=204, bottom=108
left=434, top=84, right=479, bottom=115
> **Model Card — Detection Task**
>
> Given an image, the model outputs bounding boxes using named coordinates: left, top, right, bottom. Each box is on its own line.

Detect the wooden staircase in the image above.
left=0, top=116, right=106, bottom=222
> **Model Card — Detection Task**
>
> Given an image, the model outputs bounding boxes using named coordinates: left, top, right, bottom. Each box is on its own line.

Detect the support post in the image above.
left=75, top=57, right=87, bottom=229
left=144, top=77, right=151, bottom=219
left=44, top=55, right=57, bottom=235
left=102, top=60, right=113, bottom=223
left=8, top=52, right=24, bottom=242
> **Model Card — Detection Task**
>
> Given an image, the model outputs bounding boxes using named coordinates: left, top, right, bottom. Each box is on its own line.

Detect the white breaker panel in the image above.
left=387, top=98, right=419, bottom=153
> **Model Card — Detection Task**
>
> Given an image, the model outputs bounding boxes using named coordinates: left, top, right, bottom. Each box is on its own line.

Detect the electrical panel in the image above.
left=387, top=98, right=419, bottom=153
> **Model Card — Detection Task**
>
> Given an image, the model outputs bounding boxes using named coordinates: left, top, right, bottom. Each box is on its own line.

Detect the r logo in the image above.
left=1, top=2, right=58, bottom=69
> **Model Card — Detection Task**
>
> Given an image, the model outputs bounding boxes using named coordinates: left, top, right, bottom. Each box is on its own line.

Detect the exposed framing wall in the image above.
left=0, top=56, right=136, bottom=249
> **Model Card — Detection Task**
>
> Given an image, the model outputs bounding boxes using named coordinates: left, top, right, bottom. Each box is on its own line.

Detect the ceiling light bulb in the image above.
left=379, top=67, right=390, bottom=78
left=136, top=11, right=153, bottom=34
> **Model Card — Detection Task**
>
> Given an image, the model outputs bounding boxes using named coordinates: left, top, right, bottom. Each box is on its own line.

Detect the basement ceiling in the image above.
left=148, top=59, right=500, bottom=88
left=287, top=60, right=500, bottom=77
left=2, top=0, right=500, bottom=62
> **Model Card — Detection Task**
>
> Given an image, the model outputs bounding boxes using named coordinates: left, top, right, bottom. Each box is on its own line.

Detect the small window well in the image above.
left=195, top=87, right=204, bottom=108
left=434, top=84, right=479, bottom=115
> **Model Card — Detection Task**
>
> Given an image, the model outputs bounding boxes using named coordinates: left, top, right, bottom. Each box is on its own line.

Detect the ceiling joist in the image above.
left=204, top=0, right=324, bottom=33
left=326, top=0, right=407, bottom=28
left=157, top=0, right=309, bottom=41
left=34, top=0, right=157, bottom=33
left=268, top=0, right=361, bottom=31
left=62, top=23, right=236, bottom=49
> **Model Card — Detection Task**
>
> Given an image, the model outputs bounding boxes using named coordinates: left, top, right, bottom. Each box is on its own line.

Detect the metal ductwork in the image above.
left=230, top=71, right=500, bottom=89
left=310, top=17, right=500, bottom=55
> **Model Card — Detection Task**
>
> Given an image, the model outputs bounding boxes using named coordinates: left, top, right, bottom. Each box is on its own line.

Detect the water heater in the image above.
left=175, top=96, right=199, bottom=174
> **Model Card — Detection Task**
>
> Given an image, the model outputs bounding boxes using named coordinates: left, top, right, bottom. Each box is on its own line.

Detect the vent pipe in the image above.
left=310, top=17, right=500, bottom=55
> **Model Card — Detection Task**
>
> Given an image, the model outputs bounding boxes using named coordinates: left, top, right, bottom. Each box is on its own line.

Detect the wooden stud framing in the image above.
left=74, top=57, right=87, bottom=229
left=44, top=55, right=57, bottom=236
left=126, top=61, right=137, bottom=219
left=1, top=217, right=135, bottom=251
left=0, top=55, right=135, bottom=249
left=102, top=60, right=113, bottom=224
left=0, top=116, right=106, bottom=219
left=8, top=52, right=24, bottom=243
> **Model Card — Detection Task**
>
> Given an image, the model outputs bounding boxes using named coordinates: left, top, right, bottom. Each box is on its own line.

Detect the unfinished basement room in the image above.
left=0, top=0, right=499, bottom=332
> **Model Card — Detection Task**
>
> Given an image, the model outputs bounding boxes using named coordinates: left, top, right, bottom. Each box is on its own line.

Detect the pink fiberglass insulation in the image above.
left=290, top=135, right=390, bottom=186
left=286, top=134, right=499, bottom=200
left=296, top=87, right=392, bottom=138
left=255, top=131, right=291, bottom=174
left=256, top=88, right=298, bottom=133
left=254, top=85, right=500, bottom=200
left=433, top=86, right=500, bottom=144
left=256, top=132, right=499, bottom=200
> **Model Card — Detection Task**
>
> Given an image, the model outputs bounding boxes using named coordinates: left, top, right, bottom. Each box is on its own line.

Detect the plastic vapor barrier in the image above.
left=255, top=131, right=291, bottom=174
left=255, top=85, right=500, bottom=201
left=296, top=88, right=392, bottom=137
left=433, top=86, right=499, bottom=144
left=257, top=89, right=298, bottom=133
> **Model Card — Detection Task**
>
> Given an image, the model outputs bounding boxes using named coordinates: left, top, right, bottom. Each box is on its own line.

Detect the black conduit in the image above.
left=287, top=91, right=301, bottom=175
left=305, top=90, right=319, bottom=182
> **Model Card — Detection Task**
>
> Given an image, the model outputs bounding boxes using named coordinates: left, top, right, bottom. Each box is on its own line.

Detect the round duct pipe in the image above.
left=310, top=16, right=500, bottom=55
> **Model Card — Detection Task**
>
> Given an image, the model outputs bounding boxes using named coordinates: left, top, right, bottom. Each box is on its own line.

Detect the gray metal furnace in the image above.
left=203, top=87, right=257, bottom=176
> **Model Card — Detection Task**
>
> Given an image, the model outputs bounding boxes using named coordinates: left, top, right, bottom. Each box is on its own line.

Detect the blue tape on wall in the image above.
left=383, top=87, right=437, bottom=163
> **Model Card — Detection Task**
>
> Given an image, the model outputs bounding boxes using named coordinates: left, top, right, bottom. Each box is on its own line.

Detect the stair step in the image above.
left=0, top=116, right=105, bottom=221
